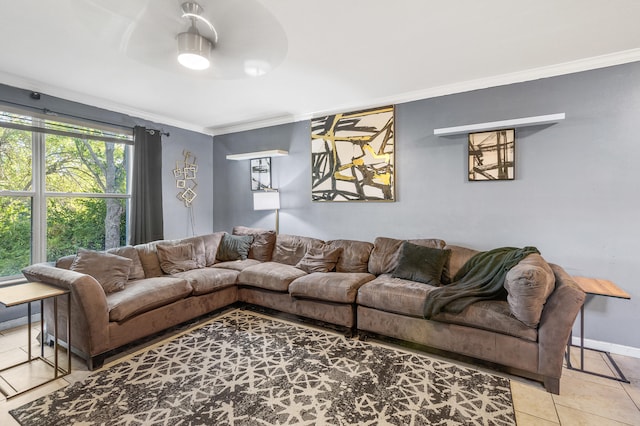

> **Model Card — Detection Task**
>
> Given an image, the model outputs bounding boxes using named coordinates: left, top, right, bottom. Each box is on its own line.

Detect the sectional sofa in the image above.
left=21, top=226, right=585, bottom=394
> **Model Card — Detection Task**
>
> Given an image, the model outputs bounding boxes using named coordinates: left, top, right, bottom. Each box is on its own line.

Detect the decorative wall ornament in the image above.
left=311, top=105, right=395, bottom=201
left=468, top=129, right=515, bottom=181
left=173, top=150, right=198, bottom=206
left=250, top=157, right=271, bottom=191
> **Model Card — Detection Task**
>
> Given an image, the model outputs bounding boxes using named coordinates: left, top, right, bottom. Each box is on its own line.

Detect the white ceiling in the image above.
left=1, top=0, right=640, bottom=136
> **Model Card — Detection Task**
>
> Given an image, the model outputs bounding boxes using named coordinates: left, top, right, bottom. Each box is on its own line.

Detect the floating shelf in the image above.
left=433, top=113, right=565, bottom=136
left=226, top=149, right=289, bottom=161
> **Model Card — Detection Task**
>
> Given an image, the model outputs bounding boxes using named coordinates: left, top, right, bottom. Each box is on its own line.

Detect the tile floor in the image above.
left=0, top=319, right=638, bottom=425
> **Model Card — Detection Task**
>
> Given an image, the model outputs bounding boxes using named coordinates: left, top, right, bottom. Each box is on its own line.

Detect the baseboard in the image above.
left=571, top=336, right=640, bottom=359
left=0, top=314, right=40, bottom=332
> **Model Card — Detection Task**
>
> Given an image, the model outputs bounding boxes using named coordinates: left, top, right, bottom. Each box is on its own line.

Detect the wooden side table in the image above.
left=0, top=281, right=71, bottom=399
left=566, top=276, right=631, bottom=383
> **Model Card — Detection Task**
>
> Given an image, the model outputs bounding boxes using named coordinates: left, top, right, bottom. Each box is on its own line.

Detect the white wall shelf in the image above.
left=226, top=149, right=289, bottom=161
left=433, top=113, right=565, bottom=136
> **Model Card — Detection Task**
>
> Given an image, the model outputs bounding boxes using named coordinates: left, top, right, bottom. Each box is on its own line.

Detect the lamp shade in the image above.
left=253, top=191, right=280, bottom=210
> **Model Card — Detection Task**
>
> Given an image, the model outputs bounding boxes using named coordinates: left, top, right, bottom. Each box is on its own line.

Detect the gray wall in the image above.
left=213, top=62, right=640, bottom=350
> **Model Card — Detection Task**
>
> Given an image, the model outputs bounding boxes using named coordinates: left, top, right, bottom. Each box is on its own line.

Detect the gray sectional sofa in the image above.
left=21, top=226, right=585, bottom=394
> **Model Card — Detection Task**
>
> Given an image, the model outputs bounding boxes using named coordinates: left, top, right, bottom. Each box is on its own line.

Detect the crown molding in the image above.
left=0, top=71, right=214, bottom=136
left=211, top=48, right=640, bottom=136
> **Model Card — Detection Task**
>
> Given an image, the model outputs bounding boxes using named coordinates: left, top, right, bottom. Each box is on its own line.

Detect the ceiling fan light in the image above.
left=177, top=31, right=212, bottom=70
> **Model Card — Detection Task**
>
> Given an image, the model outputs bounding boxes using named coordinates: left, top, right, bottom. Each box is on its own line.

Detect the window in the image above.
left=0, top=109, right=133, bottom=281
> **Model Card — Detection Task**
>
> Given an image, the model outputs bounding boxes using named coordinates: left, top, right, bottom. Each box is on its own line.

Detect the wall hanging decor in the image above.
left=173, top=150, right=198, bottom=206
left=311, top=105, right=395, bottom=201
left=250, top=157, right=271, bottom=190
left=468, top=129, right=515, bottom=181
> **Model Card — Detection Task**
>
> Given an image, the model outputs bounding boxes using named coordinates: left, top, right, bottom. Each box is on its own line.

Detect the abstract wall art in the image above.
left=173, top=150, right=198, bottom=207
left=311, top=105, right=395, bottom=201
left=468, top=129, right=515, bottom=181
left=250, top=157, right=271, bottom=191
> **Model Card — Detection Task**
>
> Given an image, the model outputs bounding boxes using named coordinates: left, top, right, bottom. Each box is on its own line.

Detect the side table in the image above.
left=566, top=276, right=630, bottom=383
left=0, top=281, right=71, bottom=399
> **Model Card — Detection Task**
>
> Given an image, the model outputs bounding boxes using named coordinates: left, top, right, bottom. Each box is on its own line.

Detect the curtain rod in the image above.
left=0, top=96, right=170, bottom=137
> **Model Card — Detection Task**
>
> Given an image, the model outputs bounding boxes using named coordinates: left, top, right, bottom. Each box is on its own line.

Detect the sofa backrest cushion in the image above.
left=368, top=237, right=446, bottom=275
left=156, top=242, right=200, bottom=274
left=70, top=248, right=132, bottom=294
left=504, top=253, right=556, bottom=328
left=271, top=234, right=326, bottom=266
left=233, top=226, right=277, bottom=262
left=106, top=246, right=146, bottom=280
left=441, top=244, right=481, bottom=284
left=169, top=236, right=207, bottom=268
left=327, top=239, right=374, bottom=273
left=135, top=242, right=165, bottom=278
left=200, top=232, right=225, bottom=266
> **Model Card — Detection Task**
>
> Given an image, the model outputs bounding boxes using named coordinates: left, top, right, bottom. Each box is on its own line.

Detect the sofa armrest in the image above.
left=22, top=263, right=110, bottom=357
left=537, top=264, right=586, bottom=380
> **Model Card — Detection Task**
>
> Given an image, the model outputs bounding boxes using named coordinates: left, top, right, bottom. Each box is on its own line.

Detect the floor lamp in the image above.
left=253, top=190, right=280, bottom=234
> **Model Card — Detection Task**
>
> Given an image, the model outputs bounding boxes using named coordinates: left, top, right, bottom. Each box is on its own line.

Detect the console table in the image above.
left=566, top=276, right=630, bottom=383
left=0, top=281, right=71, bottom=399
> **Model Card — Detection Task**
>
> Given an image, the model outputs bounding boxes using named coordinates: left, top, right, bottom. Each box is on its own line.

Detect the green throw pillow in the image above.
left=216, top=233, right=254, bottom=261
left=392, top=242, right=451, bottom=286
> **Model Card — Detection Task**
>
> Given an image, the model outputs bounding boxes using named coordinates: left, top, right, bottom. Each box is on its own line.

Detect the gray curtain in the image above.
left=130, top=126, right=164, bottom=245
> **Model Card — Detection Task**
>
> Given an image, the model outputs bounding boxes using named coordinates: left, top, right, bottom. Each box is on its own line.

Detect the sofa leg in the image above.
left=543, top=377, right=560, bottom=394
left=88, top=355, right=105, bottom=371
left=358, top=331, right=369, bottom=342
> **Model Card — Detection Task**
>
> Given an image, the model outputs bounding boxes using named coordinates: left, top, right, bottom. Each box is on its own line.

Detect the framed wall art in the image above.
left=250, top=157, right=271, bottom=190
left=468, top=129, right=515, bottom=181
left=311, top=105, right=395, bottom=201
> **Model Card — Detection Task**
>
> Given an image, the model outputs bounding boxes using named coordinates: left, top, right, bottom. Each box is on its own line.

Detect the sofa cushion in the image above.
left=172, top=267, right=239, bottom=295
left=169, top=236, right=207, bottom=268
left=156, top=242, right=199, bottom=274
left=55, top=254, right=76, bottom=270
left=295, top=246, right=342, bottom=273
left=392, top=242, right=451, bottom=286
left=504, top=254, right=556, bottom=327
left=106, top=246, right=146, bottom=280
left=217, top=233, right=254, bottom=261
left=238, top=262, right=307, bottom=292
left=107, top=277, right=192, bottom=322
left=433, top=301, right=538, bottom=342
left=135, top=241, right=164, bottom=278
left=213, top=259, right=261, bottom=272
left=70, top=248, right=132, bottom=294
left=200, top=232, right=225, bottom=266
left=357, top=274, right=439, bottom=317
left=442, top=244, right=480, bottom=284
left=233, top=226, right=277, bottom=262
left=327, top=239, right=374, bottom=273
left=368, top=237, right=446, bottom=275
left=271, top=234, right=326, bottom=266
left=289, top=272, right=375, bottom=303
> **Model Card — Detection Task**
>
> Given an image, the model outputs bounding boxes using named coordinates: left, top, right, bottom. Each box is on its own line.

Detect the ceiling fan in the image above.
left=77, top=0, right=288, bottom=79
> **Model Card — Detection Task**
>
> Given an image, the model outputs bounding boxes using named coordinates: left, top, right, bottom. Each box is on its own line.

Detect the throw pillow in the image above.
left=106, top=246, right=146, bottom=280
left=216, top=233, right=254, bottom=262
left=392, top=242, right=451, bottom=286
left=70, top=248, right=132, bottom=293
left=295, top=246, right=343, bottom=273
left=233, top=226, right=277, bottom=262
left=156, top=243, right=199, bottom=274
left=504, top=253, right=555, bottom=328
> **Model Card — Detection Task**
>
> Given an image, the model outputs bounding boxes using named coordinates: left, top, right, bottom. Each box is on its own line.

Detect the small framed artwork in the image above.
left=251, top=157, right=271, bottom=190
left=468, top=129, right=515, bottom=181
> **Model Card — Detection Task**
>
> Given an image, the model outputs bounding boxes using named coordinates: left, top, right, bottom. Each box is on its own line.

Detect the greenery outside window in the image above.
left=0, top=109, right=133, bottom=282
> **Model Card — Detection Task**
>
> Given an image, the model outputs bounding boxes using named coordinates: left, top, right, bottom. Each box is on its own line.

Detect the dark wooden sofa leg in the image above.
left=543, top=376, right=560, bottom=394
left=88, top=354, right=105, bottom=371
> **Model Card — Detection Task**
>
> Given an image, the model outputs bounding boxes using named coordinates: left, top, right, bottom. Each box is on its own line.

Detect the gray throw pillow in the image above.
left=70, top=248, right=132, bottom=293
left=216, top=233, right=254, bottom=261
left=295, top=246, right=343, bottom=273
left=156, top=243, right=199, bottom=274
left=392, top=242, right=451, bottom=286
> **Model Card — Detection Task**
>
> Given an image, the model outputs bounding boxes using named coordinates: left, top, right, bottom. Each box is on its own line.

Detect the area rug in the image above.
left=11, top=310, right=515, bottom=425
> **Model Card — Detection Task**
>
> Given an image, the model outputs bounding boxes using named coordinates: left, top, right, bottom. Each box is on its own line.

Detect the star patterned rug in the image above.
left=11, top=309, right=515, bottom=425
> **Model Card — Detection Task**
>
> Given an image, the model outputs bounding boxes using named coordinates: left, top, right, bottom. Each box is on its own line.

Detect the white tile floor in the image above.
left=0, top=320, right=638, bottom=425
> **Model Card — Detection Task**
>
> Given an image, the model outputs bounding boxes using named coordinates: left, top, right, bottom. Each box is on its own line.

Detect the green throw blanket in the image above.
left=423, top=246, right=540, bottom=319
